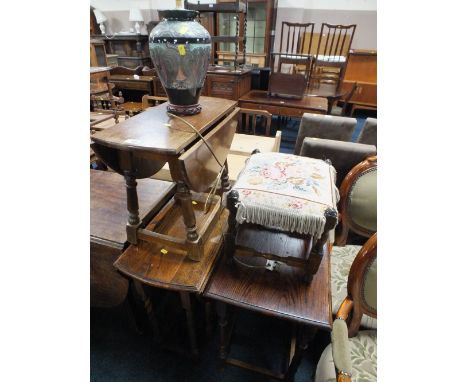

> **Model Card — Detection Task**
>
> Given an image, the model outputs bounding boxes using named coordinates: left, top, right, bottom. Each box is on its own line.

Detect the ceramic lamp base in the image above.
left=167, top=103, right=202, bottom=116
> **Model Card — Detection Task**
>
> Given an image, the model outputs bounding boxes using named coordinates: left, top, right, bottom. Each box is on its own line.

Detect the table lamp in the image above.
left=129, top=8, right=144, bottom=34
left=93, top=9, right=107, bottom=35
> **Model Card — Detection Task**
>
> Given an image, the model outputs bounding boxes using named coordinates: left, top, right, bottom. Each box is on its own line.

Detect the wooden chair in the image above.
left=141, top=95, right=168, bottom=110
left=277, top=22, right=315, bottom=77
left=328, top=157, right=376, bottom=332
left=315, top=233, right=377, bottom=382
left=331, top=82, right=358, bottom=116
left=336, top=156, right=377, bottom=246
left=311, top=23, right=357, bottom=89
left=90, top=67, right=126, bottom=125
left=237, top=108, right=272, bottom=136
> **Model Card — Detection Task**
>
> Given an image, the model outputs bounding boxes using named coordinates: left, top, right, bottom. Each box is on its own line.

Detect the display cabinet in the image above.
left=91, top=34, right=152, bottom=69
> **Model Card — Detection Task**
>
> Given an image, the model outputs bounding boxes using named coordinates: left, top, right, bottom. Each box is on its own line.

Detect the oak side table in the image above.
left=204, top=242, right=333, bottom=381
left=114, top=209, right=229, bottom=356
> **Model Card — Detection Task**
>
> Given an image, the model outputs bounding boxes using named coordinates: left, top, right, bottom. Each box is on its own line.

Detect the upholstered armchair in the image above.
left=293, top=113, right=357, bottom=155
left=315, top=233, right=377, bottom=382
left=330, top=156, right=377, bottom=330
left=299, top=138, right=376, bottom=188
left=356, top=118, right=377, bottom=146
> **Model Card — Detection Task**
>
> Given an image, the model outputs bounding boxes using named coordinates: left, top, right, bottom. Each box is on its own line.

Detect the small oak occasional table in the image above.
left=90, top=96, right=238, bottom=261
left=90, top=169, right=175, bottom=333
left=204, top=242, right=333, bottom=381
left=114, top=209, right=230, bottom=356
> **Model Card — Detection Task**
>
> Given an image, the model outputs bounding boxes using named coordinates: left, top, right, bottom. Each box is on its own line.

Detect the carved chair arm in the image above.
left=332, top=317, right=353, bottom=382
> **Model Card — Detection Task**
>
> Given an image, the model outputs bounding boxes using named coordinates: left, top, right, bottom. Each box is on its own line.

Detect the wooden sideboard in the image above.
left=342, top=49, right=377, bottom=110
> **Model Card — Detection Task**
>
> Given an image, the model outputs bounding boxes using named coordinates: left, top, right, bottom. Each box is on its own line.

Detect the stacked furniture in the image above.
left=185, top=0, right=247, bottom=68
left=91, top=34, right=153, bottom=68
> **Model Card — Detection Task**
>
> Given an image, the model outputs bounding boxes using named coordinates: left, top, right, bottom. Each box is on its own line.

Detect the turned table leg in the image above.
left=216, top=301, right=229, bottom=360
left=124, top=171, right=140, bottom=245
left=284, top=325, right=317, bottom=382
left=131, top=280, right=160, bottom=342
left=180, top=291, right=199, bottom=357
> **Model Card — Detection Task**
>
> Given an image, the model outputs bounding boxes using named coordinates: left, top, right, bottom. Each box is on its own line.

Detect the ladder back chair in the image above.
left=237, top=108, right=272, bottom=136
left=141, top=95, right=168, bottom=110
left=311, top=23, right=356, bottom=89
left=277, top=22, right=315, bottom=79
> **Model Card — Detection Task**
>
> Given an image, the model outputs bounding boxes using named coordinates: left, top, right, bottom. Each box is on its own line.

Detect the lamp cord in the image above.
left=166, top=112, right=225, bottom=213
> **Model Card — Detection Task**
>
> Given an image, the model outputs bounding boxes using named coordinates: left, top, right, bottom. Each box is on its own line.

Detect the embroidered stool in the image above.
left=224, top=151, right=339, bottom=283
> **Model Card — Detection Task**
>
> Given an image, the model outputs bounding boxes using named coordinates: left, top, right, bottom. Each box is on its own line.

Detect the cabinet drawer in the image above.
left=210, top=81, right=235, bottom=97
left=110, top=80, right=151, bottom=92
left=343, top=81, right=377, bottom=106
left=238, top=102, right=280, bottom=116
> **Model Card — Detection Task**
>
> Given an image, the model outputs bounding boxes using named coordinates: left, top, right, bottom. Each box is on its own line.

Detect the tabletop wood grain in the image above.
left=91, top=96, right=237, bottom=155
left=204, top=242, right=332, bottom=329
left=90, top=169, right=175, bottom=246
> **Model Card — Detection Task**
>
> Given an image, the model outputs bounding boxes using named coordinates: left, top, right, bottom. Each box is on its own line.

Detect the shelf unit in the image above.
left=185, top=0, right=247, bottom=69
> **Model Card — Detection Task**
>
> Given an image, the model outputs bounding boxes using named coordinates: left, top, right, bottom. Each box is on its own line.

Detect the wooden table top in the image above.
left=91, top=96, right=237, bottom=156
left=239, top=90, right=327, bottom=112
left=204, top=243, right=332, bottom=329
left=114, top=210, right=228, bottom=293
left=90, top=170, right=175, bottom=247
left=109, top=74, right=155, bottom=82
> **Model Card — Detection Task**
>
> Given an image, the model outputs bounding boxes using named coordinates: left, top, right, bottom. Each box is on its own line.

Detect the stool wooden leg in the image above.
left=175, top=181, right=201, bottom=260
left=180, top=291, right=199, bottom=357
left=221, top=160, right=231, bottom=194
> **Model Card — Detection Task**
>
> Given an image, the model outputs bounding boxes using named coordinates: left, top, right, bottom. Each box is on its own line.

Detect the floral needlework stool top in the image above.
left=230, top=152, right=339, bottom=239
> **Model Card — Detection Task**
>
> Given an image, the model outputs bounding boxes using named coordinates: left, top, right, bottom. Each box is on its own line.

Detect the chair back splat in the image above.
left=311, top=23, right=356, bottom=89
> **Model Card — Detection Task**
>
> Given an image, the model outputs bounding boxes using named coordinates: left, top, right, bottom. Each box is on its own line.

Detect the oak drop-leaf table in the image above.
left=91, top=96, right=239, bottom=261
